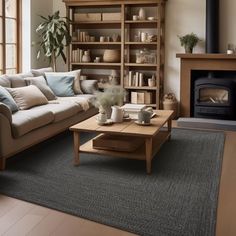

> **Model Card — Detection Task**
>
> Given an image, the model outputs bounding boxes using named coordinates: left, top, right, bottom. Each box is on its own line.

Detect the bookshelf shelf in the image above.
left=125, top=42, right=157, bottom=45
left=72, top=42, right=122, bottom=45
left=125, top=86, right=157, bottom=90
left=72, top=21, right=121, bottom=25
left=125, top=20, right=158, bottom=24
left=71, top=62, right=121, bottom=66
left=125, top=63, right=158, bottom=67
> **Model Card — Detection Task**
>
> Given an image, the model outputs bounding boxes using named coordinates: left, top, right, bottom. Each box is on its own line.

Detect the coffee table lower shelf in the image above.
left=79, top=130, right=170, bottom=163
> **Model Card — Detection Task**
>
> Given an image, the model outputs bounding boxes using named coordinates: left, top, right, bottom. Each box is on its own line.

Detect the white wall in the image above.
left=31, top=0, right=53, bottom=69
left=165, top=0, right=206, bottom=100
left=219, top=0, right=236, bottom=52
left=49, top=0, right=236, bottom=100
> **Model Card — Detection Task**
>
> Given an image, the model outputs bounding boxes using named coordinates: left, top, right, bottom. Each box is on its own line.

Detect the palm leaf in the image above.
left=35, top=10, right=71, bottom=66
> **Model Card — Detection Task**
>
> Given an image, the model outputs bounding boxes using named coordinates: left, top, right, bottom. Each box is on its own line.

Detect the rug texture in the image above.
left=0, top=129, right=225, bottom=236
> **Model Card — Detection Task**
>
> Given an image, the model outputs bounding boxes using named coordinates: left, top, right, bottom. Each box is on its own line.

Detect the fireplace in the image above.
left=176, top=54, right=236, bottom=117
left=194, top=78, right=236, bottom=120
left=176, top=0, right=236, bottom=119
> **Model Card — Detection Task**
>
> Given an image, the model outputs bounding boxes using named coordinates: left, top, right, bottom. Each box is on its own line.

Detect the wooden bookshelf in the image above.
left=63, top=0, right=167, bottom=108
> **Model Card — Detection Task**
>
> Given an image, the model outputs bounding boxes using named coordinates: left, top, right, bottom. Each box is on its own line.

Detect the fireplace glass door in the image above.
left=199, top=87, right=229, bottom=105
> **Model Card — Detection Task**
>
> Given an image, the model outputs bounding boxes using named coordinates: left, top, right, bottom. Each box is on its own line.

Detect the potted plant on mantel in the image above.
left=36, top=11, right=71, bottom=71
left=178, top=33, right=200, bottom=53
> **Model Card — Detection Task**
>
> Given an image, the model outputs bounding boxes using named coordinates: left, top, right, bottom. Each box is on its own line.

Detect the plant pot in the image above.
left=103, top=105, right=112, bottom=119
left=184, top=46, right=193, bottom=54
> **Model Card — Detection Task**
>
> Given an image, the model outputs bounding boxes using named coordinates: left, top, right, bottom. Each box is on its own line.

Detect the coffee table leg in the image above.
left=145, top=138, right=153, bottom=174
left=73, top=132, right=80, bottom=166
left=0, top=158, right=6, bottom=170
left=167, top=118, right=172, bottom=141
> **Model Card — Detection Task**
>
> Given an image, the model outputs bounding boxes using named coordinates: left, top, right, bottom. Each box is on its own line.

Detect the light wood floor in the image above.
left=0, top=124, right=236, bottom=236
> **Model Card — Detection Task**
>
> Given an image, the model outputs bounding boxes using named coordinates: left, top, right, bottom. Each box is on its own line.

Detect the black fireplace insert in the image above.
left=194, top=78, right=236, bottom=120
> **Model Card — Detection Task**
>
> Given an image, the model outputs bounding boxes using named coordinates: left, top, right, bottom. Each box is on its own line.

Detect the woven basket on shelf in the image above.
left=103, top=50, right=121, bottom=63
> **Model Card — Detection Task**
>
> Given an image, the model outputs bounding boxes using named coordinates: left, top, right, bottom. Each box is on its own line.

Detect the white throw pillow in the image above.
left=45, top=70, right=82, bottom=94
left=6, top=85, right=48, bottom=110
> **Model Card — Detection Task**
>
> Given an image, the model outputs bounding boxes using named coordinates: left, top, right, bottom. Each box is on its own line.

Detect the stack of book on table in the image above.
left=121, top=104, right=147, bottom=119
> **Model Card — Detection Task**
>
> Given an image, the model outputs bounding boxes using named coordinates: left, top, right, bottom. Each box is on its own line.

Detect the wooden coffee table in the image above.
left=70, top=110, right=173, bottom=174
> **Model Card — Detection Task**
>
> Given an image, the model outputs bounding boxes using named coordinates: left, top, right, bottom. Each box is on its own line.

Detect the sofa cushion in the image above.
left=25, top=76, right=57, bottom=101
left=12, top=109, right=54, bottom=138
left=57, top=95, right=95, bottom=111
left=0, top=86, right=18, bottom=113
left=80, top=80, right=98, bottom=94
left=33, top=102, right=81, bottom=122
left=45, top=70, right=82, bottom=94
left=45, top=75, right=75, bottom=97
left=0, top=75, right=11, bottom=87
left=6, top=72, right=33, bottom=88
left=6, top=85, right=48, bottom=110
left=31, top=67, right=53, bottom=77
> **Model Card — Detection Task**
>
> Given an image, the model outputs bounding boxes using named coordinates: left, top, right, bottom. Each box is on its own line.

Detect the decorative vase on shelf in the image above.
left=109, top=70, right=120, bottom=85
left=103, top=49, right=121, bottom=63
left=139, top=8, right=146, bottom=20
left=82, top=50, right=91, bottom=62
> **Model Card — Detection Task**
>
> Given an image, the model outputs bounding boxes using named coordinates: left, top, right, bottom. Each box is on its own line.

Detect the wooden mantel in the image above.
left=176, top=53, right=236, bottom=117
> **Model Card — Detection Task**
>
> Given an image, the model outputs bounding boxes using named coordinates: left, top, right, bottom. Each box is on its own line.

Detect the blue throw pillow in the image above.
left=0, top=86, right=18, bottom=113
left=45, top=75, right=75, bottom=97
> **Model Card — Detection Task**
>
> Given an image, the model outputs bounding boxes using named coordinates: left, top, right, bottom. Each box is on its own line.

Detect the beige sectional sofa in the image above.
left=0, top=70, right=98, bottom=170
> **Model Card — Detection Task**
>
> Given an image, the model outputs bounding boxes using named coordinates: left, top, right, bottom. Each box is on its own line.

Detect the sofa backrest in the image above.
left=0, top=68, right=53, bottom=88
left=0, top=72, right=34, bottom=88
left=0, top=75, right=11, bottom=87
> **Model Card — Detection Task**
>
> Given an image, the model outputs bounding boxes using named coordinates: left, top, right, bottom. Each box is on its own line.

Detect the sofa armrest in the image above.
left=0, top=102, right=12, bottom=123
left=80, top=80, right=98, bottom=94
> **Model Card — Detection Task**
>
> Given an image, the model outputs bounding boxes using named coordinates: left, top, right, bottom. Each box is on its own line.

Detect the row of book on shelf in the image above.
left=131, top=91, right=153, bottom=105
left=127, top=71, right=156, bottom=87
left=71, top=49, right=84, bottom=63
left=72, top=30, right=95, bottom=42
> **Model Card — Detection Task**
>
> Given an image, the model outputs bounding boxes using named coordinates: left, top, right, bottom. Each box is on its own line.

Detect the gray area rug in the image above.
left=0, top=129, right=225, bottom=236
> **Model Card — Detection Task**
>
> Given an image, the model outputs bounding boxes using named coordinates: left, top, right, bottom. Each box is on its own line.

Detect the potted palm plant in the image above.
left=36, top=11, right=71, bottom=71
left=178, top=33, right=200, bottom=53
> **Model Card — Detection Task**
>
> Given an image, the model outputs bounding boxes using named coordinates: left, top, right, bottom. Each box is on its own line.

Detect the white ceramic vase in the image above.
left=139, top=8, right=146, bottom=20
left=82, top=51, right=91, bottom=63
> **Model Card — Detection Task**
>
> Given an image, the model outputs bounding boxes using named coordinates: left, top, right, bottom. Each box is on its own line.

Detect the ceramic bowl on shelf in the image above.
left=103, top=49, right=121, bottom=63
left=147, top=17, right=155, bottom=21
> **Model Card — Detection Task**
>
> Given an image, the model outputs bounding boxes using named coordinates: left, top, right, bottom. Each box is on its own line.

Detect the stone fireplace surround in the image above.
left=176, top=53, right=236, bottom=118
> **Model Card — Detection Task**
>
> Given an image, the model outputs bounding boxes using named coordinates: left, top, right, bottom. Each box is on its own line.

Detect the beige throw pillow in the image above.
left=31, top=67, right=54, bottom=77
left=6, top=72, right=34, bottom=88
left=25, top=76, right=57, bottom=101
left=45, top=70, right=82, bottom=94
left=6, top=85, right=48, bottom=110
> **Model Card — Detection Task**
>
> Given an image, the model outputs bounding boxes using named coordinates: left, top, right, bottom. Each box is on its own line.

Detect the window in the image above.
left=0, top=0, right=20, bottom=75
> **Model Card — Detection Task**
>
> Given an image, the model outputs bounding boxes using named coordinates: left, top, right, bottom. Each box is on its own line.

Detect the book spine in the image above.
left=135, top=72, right=139, bottom=87
left=76, top=48, right=81, bottom=62
left=139, top=73, right=143, bottom=87
left=128, top=71, right=132, bottom=87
